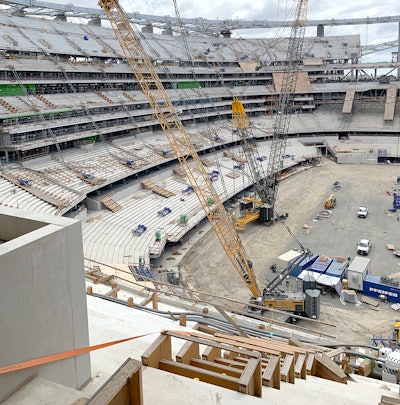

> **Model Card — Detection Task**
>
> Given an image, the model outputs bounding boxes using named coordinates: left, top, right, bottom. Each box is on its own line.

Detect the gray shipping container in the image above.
left=347, top=256, right=371, bottom=291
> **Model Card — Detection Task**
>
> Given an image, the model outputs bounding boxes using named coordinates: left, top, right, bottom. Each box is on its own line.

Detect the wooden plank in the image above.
left=105, top=287, right=119, bottom=298
left=213, top=357, right=246, bottom=370
left=141, top=334, right=172, bottom=368
left=238, top=356, right=262, bottom=398
left=101, top=196, right=122, bottom=212
left=209, top=336, right=280, bottom=356
left=295, top=353, right=307, bottom=379
left=380, top=395, right=400, bottom=404
left=176, top=341, right=200, bottom=364
left=87, top=358, right=143, bottom=405
left=95, top=275, right=113, bottom=284
left=214, top=333, right=308, bottom=356
left=159, top=359, right=240, bottom=392
left=202, top=346, right=221, bottom=362
left=280, top=354, right=295, bottom=384
left=358, top=359, right=372, bottom=377
left=190, top=358, right=242, bottom=378
left=288, top=337, right=307, bottom=348
left=163, top=331, right=258, bottom=359
left=140, top=294, right=154, bottom=307
left=361, top=296, right=380, bottom=307
left=326, top=348, right=345, bottom=359
left=306, top=353, right=316, bottom=376
left=262, top=354, right=281, bottom=389
left=314, top=353, right=347, bottom=384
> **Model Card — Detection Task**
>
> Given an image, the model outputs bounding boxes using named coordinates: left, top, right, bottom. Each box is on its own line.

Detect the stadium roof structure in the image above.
left=0, top=0, right=400, bottom=46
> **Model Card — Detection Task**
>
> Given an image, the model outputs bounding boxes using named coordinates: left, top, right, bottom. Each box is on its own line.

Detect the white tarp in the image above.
left=340, top=289, right=362, bottom=306
left=298, top=270, right=342, bottom=295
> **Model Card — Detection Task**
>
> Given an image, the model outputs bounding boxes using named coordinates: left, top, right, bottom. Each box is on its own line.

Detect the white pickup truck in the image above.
left=358, top=206, right=368, bottom=218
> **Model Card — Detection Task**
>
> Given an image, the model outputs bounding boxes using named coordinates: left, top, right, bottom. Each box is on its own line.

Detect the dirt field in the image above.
left=174, top=158, right=400, bottom=345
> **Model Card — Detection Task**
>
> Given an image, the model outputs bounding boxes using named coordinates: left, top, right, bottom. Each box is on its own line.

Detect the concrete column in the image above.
left=398, top=22, right=400, bottom=78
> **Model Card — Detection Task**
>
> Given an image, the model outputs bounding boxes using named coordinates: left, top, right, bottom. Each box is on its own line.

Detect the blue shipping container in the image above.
left=310, top=256, right=332, bottom=274
left=290, top=254, right=318, bottom=278
left=363, top=274, right=400, bottom=303
left=326, top=259, right=348, bottom=279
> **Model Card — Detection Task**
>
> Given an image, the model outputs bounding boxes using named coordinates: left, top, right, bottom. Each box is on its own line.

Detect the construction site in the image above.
left=1, top=0, right=400, bottom=404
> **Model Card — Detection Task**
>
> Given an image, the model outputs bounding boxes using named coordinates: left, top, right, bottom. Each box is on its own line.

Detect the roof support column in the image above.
left=398, top=22, right=400, bottom=79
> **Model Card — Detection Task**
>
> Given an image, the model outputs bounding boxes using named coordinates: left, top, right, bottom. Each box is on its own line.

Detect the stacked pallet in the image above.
left=141, top=179, right=174, bottom=198
left=85, top=265, right=114, bottom=284
left=101, top=195, right=122, bottom=212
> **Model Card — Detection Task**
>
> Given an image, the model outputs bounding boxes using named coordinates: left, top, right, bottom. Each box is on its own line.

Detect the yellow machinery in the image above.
left=99, top=0, right=311, bottom=316
left=99, top=0, right=260, bottom=299
left=234, top=196, right=262, bottom=231
left=263, top=296, right=305, bottom=313
left=325, top=194, right=337, bottom=209
left=394, top=320, right=400, bottom=342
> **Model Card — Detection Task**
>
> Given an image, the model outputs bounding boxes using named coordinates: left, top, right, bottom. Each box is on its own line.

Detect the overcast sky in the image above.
left=23, top=1, right=400, bottom=61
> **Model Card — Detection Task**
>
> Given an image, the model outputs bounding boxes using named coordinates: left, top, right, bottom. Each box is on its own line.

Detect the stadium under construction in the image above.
left=1, top=1, right=400, bottom=403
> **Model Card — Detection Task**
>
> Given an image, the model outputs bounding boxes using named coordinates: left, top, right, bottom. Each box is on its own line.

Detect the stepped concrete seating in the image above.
left=33, top=160, right=91, bottom=194
left=40, top=32, right=78, bottom=54
left=0, top=178, right=57, bottom=215
left=97, top=91, right=128, bottom=104
left=59, top=146, right=135, bottom=184
left=2, top=167, right=78, bottom=209
left=1, top=97, right=34, bottom=114
left=0, top=98, right=18, bottom=115
left=3, top=30, right=37, bottom=51
left=79, top=138, right=318, bottom=264
left=44, top=93, right=83, bottom=109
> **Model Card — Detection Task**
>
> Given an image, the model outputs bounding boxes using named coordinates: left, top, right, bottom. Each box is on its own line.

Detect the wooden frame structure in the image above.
left=86, top=358, right=143, bottom=405
left=141, top=329, right=348, bottom=398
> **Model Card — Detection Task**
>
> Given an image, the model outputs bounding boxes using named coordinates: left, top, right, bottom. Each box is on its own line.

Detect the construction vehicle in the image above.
left=394, top=320, right=400, bottom=344
left=325, top=194, right=336, bottom=209
left=99, top=0, right=315, bottom=317
left=259, top=223, right=319, bottom=318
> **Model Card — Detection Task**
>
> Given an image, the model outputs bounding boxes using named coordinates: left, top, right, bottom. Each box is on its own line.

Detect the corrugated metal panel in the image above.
left=342, top=90, right=355, bottom=114
left=384, top=87, right=397, bottom=121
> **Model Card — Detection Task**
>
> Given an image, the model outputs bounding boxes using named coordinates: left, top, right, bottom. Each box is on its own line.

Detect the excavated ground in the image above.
left=165, top=158, right=400, bottom=345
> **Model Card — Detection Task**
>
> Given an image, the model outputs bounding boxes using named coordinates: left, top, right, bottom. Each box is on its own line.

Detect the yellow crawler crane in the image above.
left=99, top=0, right=313, bottom=317
left=98, top=0, right=260, bottom=299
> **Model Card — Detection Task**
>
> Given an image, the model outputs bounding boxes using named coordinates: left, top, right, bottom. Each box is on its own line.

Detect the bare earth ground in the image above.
left=173, top=158, right=400, bottom=345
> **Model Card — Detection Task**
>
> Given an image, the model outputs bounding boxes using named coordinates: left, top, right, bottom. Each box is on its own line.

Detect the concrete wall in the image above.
left=336, top=152, right=373, bottom=164
left=0, top=207, right=90, bottom=401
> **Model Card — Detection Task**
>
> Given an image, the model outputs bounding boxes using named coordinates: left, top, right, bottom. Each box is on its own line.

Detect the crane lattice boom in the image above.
left=99, top=0, right=261, bottom=298
left=266, top=0, right=309, bottom=208
left=232, top=97, right=268, bottom=203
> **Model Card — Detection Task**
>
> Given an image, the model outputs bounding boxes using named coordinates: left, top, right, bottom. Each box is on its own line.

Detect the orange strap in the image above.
left=0, top=332, right=156, bottom=375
